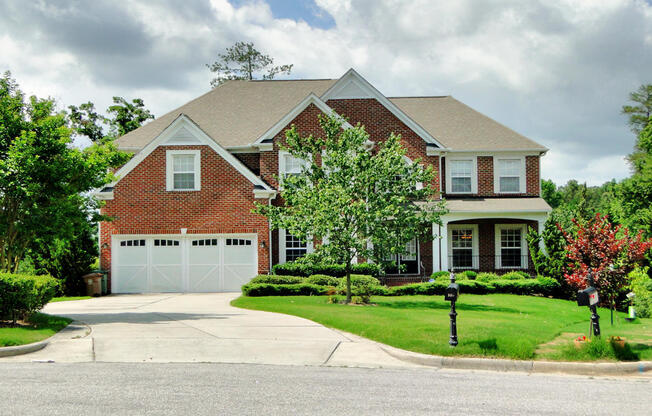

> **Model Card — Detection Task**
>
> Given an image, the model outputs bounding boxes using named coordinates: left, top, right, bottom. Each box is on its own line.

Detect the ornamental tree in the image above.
left=560, top=213, right=652, bottom=313
left=254, top=115, right=446, bottom=303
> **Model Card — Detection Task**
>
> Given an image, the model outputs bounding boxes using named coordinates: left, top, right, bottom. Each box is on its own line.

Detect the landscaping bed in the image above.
left=232, top=294, right=652, bottom=361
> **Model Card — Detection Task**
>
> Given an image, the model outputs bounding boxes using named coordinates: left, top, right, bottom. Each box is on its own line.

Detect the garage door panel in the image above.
left=113, top=235, right=257, bottom=293
left=189, top=240, right=221, bottom=292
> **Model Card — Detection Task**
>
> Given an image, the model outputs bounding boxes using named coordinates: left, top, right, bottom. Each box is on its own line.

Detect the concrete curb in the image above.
left=0, top=339, right=49, bottom=358
left=0, top=321, right=90, bottom=359
left=381, top=345, right=652, bottom=376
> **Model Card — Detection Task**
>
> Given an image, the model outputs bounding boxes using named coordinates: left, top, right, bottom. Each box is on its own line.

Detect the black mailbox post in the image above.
left=444, top=272, right=460, bottom=346
left=576, top=269, right=601, bottom=337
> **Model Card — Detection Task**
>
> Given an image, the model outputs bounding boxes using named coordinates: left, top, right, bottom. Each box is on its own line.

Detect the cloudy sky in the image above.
left=1, top=0, right=650, bottom=185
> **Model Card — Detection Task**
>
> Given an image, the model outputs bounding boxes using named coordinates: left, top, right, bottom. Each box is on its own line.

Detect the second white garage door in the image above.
left=112, top=235, right=257, bottom=293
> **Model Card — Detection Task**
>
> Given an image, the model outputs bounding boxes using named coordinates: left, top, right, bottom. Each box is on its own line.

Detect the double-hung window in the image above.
left=279, top=151, right=309, bottom=179
left=495, top=224, right=526, bottom=269
left=166, top=150, right=200, bottom=191
left=280, top=229, right=313, bottom=263
left=447, top=158, right=475, bottom=194
left=495, top=158, right=524, bottom=193
left=448, top=224, right=478, bottom=270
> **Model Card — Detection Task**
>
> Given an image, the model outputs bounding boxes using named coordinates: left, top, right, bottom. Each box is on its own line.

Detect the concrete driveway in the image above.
left=1, top=293, right=416, bottom=368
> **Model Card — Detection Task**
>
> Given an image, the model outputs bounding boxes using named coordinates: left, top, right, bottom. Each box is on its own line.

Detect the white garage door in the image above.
left=112, top=235, right=257, bottom=293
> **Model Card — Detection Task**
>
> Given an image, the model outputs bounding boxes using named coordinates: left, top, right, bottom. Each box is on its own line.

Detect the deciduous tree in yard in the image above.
left=0, top=71, right=129, bottom=275
left=560, top=213, right=652, bottom=321
left=254, top=115, right=445, bottom=303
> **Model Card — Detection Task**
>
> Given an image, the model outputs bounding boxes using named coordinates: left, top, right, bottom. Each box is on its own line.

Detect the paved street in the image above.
left=0, top=293, right=412, bottom=368
left=0, top=362, right=650, bottom=415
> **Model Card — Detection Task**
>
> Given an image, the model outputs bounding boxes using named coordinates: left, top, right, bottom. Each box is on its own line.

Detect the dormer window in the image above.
left=166, top=150, right=201, bottom=191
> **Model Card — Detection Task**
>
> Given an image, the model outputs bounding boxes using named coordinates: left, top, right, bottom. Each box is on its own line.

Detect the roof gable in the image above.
left=321, top=69, right=447, bottom=149
left=254, top=93, right=353, bottom=145
left=107, top=114, right=275, bottom=198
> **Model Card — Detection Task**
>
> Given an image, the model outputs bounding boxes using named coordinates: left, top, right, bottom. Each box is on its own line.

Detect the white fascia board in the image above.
left=444, top=149, right=547, bottom=155
left=254, top=189, right=277, bottom=199
left=109, top=113, right=274, bottom=195
left=253, top=93, right=352, bottom=146
left=226, top=145, right=259, bottom=154
left=321, top=68, right=447, bottom=149
left=92, top=191, right=114, bottom=200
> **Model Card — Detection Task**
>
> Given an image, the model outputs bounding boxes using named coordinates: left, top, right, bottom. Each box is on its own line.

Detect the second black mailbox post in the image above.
left=445, top=272, right=460, bottom=346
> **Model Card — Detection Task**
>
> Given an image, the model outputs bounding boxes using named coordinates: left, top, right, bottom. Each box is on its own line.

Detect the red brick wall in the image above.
left=525, top=156, right=540, bottom=196
left=100, top=144, right=271, bottom=287
left=327, top=98, right=441, bottom=194
left=477, top=156, right=494, bottom=196
left=234, top=153, right=260, bottom=176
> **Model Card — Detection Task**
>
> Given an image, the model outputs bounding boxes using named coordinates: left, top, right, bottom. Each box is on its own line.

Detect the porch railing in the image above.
left=447, top=254, right=531, bottom=271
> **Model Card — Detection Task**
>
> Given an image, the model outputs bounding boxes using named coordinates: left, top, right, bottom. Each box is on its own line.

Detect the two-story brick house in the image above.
left=96, top=69, right=551, bottom=293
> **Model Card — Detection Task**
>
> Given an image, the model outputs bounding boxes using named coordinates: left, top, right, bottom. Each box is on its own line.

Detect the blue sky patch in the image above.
left=231, top=0, right=336, bottom=29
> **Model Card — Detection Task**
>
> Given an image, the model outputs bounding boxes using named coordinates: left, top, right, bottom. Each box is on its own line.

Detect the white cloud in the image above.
left=0, top=0, right=650, bottom=186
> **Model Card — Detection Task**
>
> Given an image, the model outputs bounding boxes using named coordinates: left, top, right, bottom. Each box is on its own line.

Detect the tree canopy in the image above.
left=254, top=114, right=445, bottom=302
left=207, top=41, right=293, bottom=87
left=0, top=71, right=128, bottom=274
left=622, top=84, right=652, bottom=135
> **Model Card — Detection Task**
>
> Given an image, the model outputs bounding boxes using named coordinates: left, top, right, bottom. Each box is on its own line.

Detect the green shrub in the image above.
left=272, top=261, right=381, bottom=278
left=389, top=281, right=447, bottom=296
left=351, top=263, right=381, bottom=277
left=248, top=275, right=305, bottom=285
left=463, top=271, right=478, bottom=280
left=476, top=273, right=500, bottom=282
left=0, top=273, right=60, bottom=323
left=500, top=271, right=527, bottom=280
left=337, top=274, right=386, bottom=301
left=431, top=271, right=450, bottom=279
left=457, top=280, right=494, bottom=294
left=241, top=283, right=328, bottom=297
left=306, top=274, right=340, bottom=287
left=629, top=267, right=652, bottom=318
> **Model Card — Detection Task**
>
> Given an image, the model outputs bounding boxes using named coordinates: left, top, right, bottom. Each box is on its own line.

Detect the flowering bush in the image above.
left=560, top=213, right=652, bottom=309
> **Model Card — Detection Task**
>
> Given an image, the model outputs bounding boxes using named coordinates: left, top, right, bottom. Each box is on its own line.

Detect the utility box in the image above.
left=577, top=286, right=599, bottom=306
left=445, top=283, right=460, bottom=302
left=82, top=272, right=103, bottom=297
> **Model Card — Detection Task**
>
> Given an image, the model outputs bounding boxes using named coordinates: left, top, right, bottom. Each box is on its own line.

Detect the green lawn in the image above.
left=232, top=294, right=652, bottom=361
left=0, top=313, right=72, bottom=347
left=50, top=296, right=92, bottom=303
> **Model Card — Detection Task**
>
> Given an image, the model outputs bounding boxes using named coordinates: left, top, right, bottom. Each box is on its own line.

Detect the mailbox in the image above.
left=445, top=283, right=460, bottom=302
left=577, top=286, right=599, bottom=307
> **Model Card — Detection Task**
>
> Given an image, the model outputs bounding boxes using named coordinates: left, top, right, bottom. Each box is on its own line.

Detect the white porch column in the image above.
left=432, top=223, right=441, bottom=272
left=440, top=219, right=449, bottom=272
left=537, top=218, right=546, bottom=254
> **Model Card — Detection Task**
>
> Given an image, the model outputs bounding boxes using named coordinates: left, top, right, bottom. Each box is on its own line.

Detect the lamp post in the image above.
left=445, top=272, right=460, bottom=347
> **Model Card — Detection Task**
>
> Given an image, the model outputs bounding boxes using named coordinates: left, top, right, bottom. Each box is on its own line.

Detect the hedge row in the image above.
left=271, top=262, right=380, bottom=278
left=0, top=273, right=60, bottom=323
left=390, top=277, right=560, bottom=297
left=241, top=283, right=329, bottom=297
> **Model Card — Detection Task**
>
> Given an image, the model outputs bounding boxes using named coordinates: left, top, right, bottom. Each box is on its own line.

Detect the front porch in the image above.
left=432, top=198, right=551, bottom=275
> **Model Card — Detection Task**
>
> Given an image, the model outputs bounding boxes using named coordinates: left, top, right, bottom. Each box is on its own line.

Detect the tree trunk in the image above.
left=345, top=261, right=352, bottom=304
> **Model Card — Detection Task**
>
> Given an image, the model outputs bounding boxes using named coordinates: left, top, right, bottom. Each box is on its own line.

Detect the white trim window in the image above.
left=448, top=224, right=479, bottom=270
left=279, top=229, right=314, bottom=263
left=166, top=150, right=201, bottom=191
left=495, top=157, right=525, bottom=194
left=447, top=158, right=476, bottom=194
left=279, top=150, right=309, bottom=179
left=495, top=224, right=527, bottom=269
